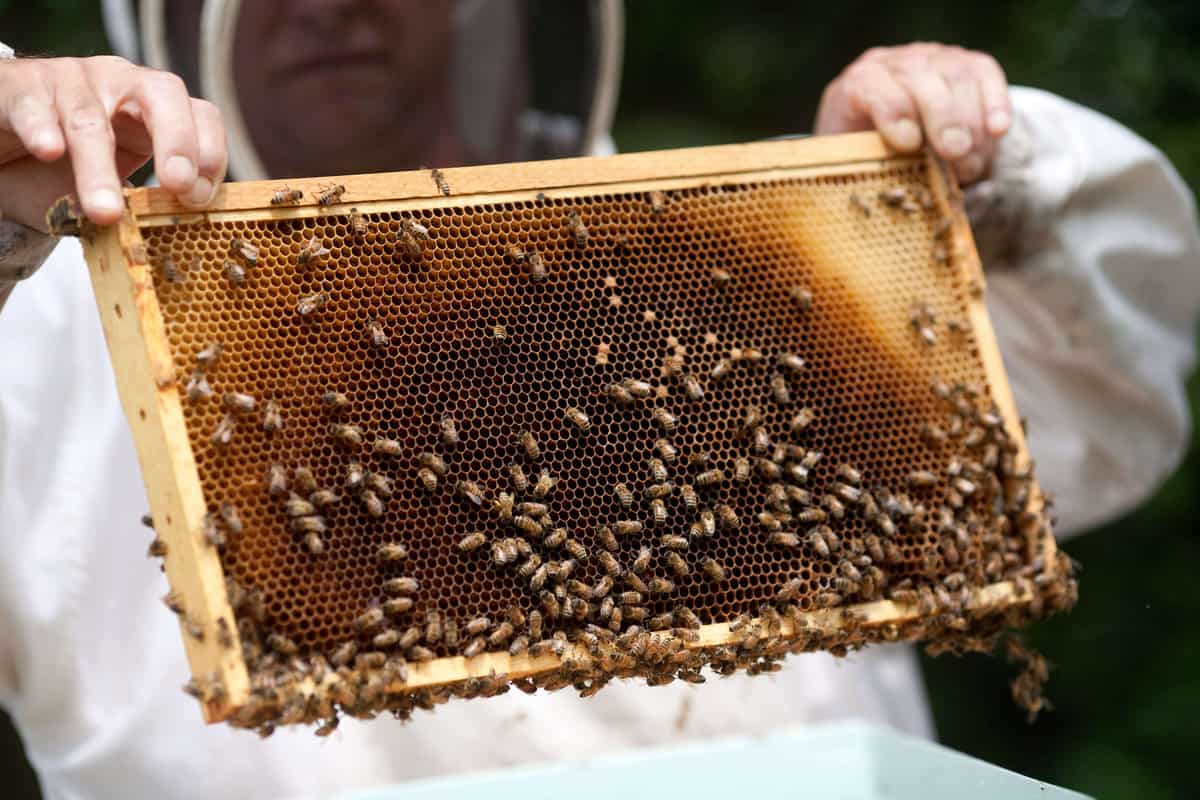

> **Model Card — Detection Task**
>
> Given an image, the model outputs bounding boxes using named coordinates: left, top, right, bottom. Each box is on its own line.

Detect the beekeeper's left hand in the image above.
left=815, top=42, right=1011, bottom=185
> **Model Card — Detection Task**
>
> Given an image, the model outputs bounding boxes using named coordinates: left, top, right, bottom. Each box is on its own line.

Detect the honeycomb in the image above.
left=124, top=150, right=1074, bottom=729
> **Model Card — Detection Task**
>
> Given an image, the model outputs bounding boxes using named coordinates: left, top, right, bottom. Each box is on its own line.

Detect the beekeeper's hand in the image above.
left=0, top=55, right=227, bottom=230
left=815, top=43, right=1011, bottom=185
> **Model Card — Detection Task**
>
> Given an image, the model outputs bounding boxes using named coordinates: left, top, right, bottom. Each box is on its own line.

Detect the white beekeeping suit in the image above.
left=0, top=46, right=1196, bottom=800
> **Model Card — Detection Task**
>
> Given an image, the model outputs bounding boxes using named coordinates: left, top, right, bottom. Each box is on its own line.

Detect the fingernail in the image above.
left=940, top=126, right=972, bottom=158
left=958, top=154, right=984, bottom=184
left=162, top=155, right=197, bottom=187
left=89, top=189, right=124, bottom=218
left=884, top=118, right=922, bottom=151
left=987, top=110, right=1011, bottom=134
left=186, top=177, right=216, bottom=207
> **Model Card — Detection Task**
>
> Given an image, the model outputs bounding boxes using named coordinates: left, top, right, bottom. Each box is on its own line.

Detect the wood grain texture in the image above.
left=129, top=132, right=895, bottom=220
left=82, top=214, right=249, bottom=721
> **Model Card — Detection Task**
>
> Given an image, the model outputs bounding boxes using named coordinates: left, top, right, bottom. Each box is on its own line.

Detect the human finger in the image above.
left=54, top=60, right=124, bottom=224
left=888, top=54, right=971, bottom=162
left=185, top=97, right=226, bottom=207
left=817, top=60, right=924, bottom=152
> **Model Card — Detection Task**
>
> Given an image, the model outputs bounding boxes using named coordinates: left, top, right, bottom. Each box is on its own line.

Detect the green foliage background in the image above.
left=1, top=1, right=1197, bottom=798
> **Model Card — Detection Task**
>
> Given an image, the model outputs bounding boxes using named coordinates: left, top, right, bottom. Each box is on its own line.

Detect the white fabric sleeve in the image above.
left=969, top=86, right=1200, bottom=537
left=0, top=220, right=56, bottom=312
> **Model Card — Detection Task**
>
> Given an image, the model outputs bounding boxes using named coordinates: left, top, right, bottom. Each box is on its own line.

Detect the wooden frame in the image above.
left=80, top=131, right=1056, bottom=723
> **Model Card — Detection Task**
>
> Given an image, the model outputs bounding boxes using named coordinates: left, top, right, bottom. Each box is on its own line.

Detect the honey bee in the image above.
left=223, top=258, right=246, bottom=285
left=360, top=318, right=390, bottom=350
left=330, top=641, right=358, bottom=667
left=449, top=530, right=486, bottom=554
left=146, top=532, right=168, bottom=558
left=383, top=576, right=419, bottom=596
left=536, top=522, right=561, bottom=543
left=878, top=186, right=908, bottom=208
left=519, top=431, right=540, bottom=460
left=492, top=491, right=516, bottom=522
left=360, top=488, right=384, bottom=518
left=648, top=577, right=676, bottom=595
left=567, top=211, right=588, bottom=247
left=709, top=359, right=735, bottom=385
left=907, top=470, right=938, bottom=489
left=849, top=192, right=872, bottom=216
left=288, top=515, right=326, bottom=542
left=456, top=480, right=485, bottom=507
left=230, top=237, right=258, bottom=265
left=564, top=538, right=588, bottom=561
left=285, top=492, right=317, bottom=519
left=768, top=374, right=792, bottom=405
left=644, top=483, right=673, bottom=502
left=252, top=401, right=281, bottom=436
left=597, top=551, right=623, bottom=580
left=832, top=483, right=862, bottom=505
left=628, top=547, right=652, bottom=575
left=184, top=369, right=213, bottom=403
left=341, top=206, right=368, bottom=240
left=623, top=379, right=653, bottom=399
left=365, top=471, right=393, bottom=498
left=794, top=506, right=825, bottom=524
left=708, top=266, right=733, bottom=289
left=695, top=469, right=724, bottom=488
left=768, top=531, right=801, bottom=549
left=424, top=610, right=444, bottom=645
left=532, top=471, right=556, bottom=499
left=614, top=483, right=634, bottom=508
left=648, top=458, right=668, bottom=483
left=605, top=382, right=634, bottom=405
left=355, top=607, right=387, bottom=635
left=383, top=597, right=414, bottom=616
left=408, top=645, right=435, bottom=662
left=371, top=628, right=400, bottom=649
left=789, top=284, right=813, bottom=310
left=648, top=190, right=667, bottom=214
left=652, top=441, right=681, bottom=465
left=270, top=185, right=303, bottom=205
left=295, top=235, right=330, bottom=269
left=727, top=458, right=748, bottom=483
left=430, top=168, right=450, bottom=196
left=368, top=437, right=401, bottom=459
left=564, top=406, right=590, bottom=432
left=664, top=551, right=689, bottom=577
left=157, top=254, right=185, bottom=285
left=680, top=374, right=704, bottom=401
left=415, top=467, right=438, bottom=493
left=219, top=392, right=256, bottom=416
left=433, top=414, right=458, bottom=447
left=328, top=423, right=362, bottom=450
left=693, top=557, right=725, bottom=585
left=377, top=542, right=408, bottom=563
left=651, top=407, right=678, bottom=431
left=297, top=291, right=329, bottom=316
left=526, top=251, right=547, bottom=281
left=614, top=520, right=643, bottom=537
left=753, top=459, right=786, bottom=483
left=316, top=183, right=346, bottom=206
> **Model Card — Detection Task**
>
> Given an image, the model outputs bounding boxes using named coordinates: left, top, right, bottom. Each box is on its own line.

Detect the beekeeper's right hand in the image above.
left=0, top=55, right=227, bottom=231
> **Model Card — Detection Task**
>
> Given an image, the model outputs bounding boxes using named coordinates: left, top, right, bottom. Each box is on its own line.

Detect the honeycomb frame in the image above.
left=78, top=132, right=1065, bottom=726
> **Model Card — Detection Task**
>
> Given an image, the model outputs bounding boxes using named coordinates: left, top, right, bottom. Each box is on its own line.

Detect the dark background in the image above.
left=1, top=1, right=1197, bottom=798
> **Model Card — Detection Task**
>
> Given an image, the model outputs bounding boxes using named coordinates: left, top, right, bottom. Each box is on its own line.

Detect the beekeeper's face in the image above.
left=170, top=0, right=528, bottom=178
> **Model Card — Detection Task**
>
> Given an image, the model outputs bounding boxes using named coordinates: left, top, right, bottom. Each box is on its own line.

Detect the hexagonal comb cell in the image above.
left=84, top=135, right=1074, bottom=732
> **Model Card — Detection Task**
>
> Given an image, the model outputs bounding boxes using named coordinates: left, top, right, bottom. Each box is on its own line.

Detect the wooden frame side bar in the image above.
left=81, top=215, right=249, bottom=721
left=923, top=152, right=1058, bottom=573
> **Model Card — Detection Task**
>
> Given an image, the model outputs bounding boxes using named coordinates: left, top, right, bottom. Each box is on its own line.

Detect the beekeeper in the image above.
left=1, top=2, right=1197, bottom=798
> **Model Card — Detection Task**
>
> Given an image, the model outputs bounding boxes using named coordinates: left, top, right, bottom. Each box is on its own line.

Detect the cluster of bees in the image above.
left=144, top=180, right=1078, bottom=736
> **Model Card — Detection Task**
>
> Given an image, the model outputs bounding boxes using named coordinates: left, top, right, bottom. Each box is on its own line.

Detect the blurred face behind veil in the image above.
left=167, top=0, right=530, bottom=178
